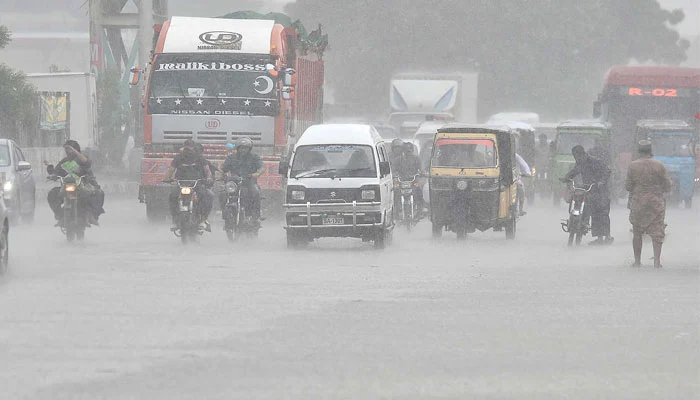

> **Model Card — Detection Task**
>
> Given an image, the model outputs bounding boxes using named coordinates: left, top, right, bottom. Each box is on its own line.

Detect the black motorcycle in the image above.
left=393, top=174, right=421, bottom=232
left=51, top=175, right=89, bottom=242
left=167, top=179, right=206, bottom=244
left=221, top=176, right=260, bottom=241
left=561, top=181, right=595, bottom=246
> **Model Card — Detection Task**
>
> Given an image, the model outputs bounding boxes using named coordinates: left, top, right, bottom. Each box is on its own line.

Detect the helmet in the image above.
left=391, top=139, right=404, bottom=149
left=236, top=137, right=253, bottom=149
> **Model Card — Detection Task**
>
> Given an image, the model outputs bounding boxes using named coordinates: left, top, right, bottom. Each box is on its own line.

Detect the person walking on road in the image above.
left=626, top=140, right=671, bottom=268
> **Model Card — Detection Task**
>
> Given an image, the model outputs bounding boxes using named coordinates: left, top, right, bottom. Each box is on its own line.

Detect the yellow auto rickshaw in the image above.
left=428, top=124, right=518, bottom=239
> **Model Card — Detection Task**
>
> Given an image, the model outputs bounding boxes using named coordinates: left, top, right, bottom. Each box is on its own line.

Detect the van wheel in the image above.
left=286, top=231, right=307, bottom=249
left=374, top=228, right=388, bottom=249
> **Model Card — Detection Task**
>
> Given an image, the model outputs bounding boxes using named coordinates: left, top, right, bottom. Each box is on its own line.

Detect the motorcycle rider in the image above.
left=391, top=141, right=425, bottom=216
left=561, top=145, right=613, bottom=245
left=220, top=137, right=265, bottom=225
left=163, top=139, right=213, bottom=231
left=45, top=140, right=105, bottom=226
left=389, top=138, right=405, bottom=166
left=515, top=153, right=532, bottom=216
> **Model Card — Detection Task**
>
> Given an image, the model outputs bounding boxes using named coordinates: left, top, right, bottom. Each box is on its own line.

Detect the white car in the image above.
left=0, top=139, right=36, bottom=222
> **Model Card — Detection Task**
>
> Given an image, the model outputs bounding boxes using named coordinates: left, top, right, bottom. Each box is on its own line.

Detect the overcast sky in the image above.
left=659, top=0, right=700, bottom=36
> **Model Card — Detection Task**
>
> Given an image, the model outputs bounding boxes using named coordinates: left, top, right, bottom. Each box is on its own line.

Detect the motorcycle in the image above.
left=50, top=175, right=89, bottom=242
left=393, top=174, right=421, bottom=232
left=220, top=175, right=260, bottom=241
left=166, top=179, right=206, bottom=244
left=532, top=166, right=550, bottom=199
left=561, top=181, right=596, bottom=246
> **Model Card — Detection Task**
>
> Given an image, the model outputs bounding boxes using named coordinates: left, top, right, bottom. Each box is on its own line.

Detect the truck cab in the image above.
left=635, top=120, right=696, bottom=208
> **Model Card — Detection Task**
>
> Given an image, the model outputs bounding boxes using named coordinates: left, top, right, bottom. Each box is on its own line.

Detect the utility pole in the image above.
left=89, top=0, right=168, bottom=152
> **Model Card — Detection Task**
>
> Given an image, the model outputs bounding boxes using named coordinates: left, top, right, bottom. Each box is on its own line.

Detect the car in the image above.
left=0, top=139, right=36, bottom=223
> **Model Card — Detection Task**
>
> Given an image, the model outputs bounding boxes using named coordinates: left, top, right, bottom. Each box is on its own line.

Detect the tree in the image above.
left=286, top=0, right=690, bottom=121
left=0, top=25, right=38, bottom=146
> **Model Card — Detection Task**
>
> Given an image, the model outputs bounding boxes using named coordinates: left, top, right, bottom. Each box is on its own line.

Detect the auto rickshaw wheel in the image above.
left=505, top=216, right=516, bottom=240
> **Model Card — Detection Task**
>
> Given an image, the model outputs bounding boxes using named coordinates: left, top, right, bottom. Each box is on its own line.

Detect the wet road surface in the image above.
left=1, top=198, right=698, bottom=399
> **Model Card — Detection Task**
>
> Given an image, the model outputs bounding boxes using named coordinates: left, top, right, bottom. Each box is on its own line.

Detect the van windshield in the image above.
left=432, top=138, right=497, bottom=168
left=291, top=144, right=377, bottom=178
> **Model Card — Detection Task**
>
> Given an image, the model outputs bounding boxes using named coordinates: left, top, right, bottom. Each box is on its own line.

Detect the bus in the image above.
left=593, top=66, right=700, bottom=194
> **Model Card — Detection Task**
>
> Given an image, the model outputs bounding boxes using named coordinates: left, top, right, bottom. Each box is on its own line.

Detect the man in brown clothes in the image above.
left=625, top=140, right=671, bottom=268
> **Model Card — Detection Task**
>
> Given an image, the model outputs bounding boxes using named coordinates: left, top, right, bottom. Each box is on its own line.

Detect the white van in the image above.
left=279, top=124, right=394, bottom=249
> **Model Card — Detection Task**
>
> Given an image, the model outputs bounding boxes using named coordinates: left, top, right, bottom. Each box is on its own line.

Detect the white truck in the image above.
left=388, top=72, right=478, bottom=139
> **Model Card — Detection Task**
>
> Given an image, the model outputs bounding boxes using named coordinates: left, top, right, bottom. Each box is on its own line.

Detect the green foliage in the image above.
left=0, top=25, right=38, bottom=141
left=96, top=68, right=127, bottom=160
left=286, top=0, right=690, bottom=120
left=0, top=25, right=10, bottom=49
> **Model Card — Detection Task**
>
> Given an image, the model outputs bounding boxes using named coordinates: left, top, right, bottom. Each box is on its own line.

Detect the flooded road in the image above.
left=1, top=199, right=697, bottom=399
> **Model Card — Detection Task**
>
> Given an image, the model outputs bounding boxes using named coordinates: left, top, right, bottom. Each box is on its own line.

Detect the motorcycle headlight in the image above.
left=531, top=167, right=537, bottom=175
left=3, top=181, right=12, bottom=192
left=361, top=190, right=376, bottom=200
left=180, top=187, right=192, bottom=195
left=65, top=184, right=77, bottom=192
left=226, top=181, right=238, bottom=193
left=456, top=180, right=468, bottom=190
left=291, top=190, right=305, bottom=200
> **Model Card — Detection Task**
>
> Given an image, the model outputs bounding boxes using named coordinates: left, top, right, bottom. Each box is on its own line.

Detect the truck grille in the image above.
left=196, top=131, right=227, bottom=141
left=164, top=131, right=193, bottom=141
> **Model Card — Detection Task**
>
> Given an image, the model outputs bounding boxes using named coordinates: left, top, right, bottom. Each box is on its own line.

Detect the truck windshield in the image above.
left=556, top=133, right=598, bottom=155
left=291, top=145, right=377, bottom=178
left=147, top=54, right=279, bottom=116
left=649, top=133, right=694, bottom=157
left=432, top=138, right=497, bottom=168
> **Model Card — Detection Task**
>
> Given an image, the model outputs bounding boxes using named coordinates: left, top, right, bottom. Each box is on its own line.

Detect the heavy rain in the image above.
left=0, top=0, right=698, bottom=398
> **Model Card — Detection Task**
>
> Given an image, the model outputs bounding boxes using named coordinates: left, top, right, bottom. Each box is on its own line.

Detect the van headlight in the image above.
left=361, top=190, right=376, bottom=200
left=291, top=190, right=305, bottom=200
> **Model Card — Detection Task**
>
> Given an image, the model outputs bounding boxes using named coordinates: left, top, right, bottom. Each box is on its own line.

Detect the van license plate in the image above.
left=322, top=216, right=344, bottom=225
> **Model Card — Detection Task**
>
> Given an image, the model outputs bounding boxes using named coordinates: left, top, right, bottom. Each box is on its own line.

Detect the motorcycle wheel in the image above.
left=575, top=232, right=583, bottom=246
left=226, top=229, right=235, bottom=242
left=66, top=229, right=76, bottom=242
left=568, top=231, right=575, bottom=246
left=77, top=228, right=85, bottom=241
left=505, top=216, right=516, bottom=240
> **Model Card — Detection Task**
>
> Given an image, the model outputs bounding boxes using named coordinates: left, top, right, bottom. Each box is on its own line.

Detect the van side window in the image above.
left=378, top=145, right=387, bottom=163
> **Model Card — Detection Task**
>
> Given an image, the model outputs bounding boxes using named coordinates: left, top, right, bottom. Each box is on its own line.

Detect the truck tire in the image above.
left=146, top=203, right=167, bottom=223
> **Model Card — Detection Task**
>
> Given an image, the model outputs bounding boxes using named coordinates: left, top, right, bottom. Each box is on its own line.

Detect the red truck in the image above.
left=138, top=15, right=325, bottom=221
